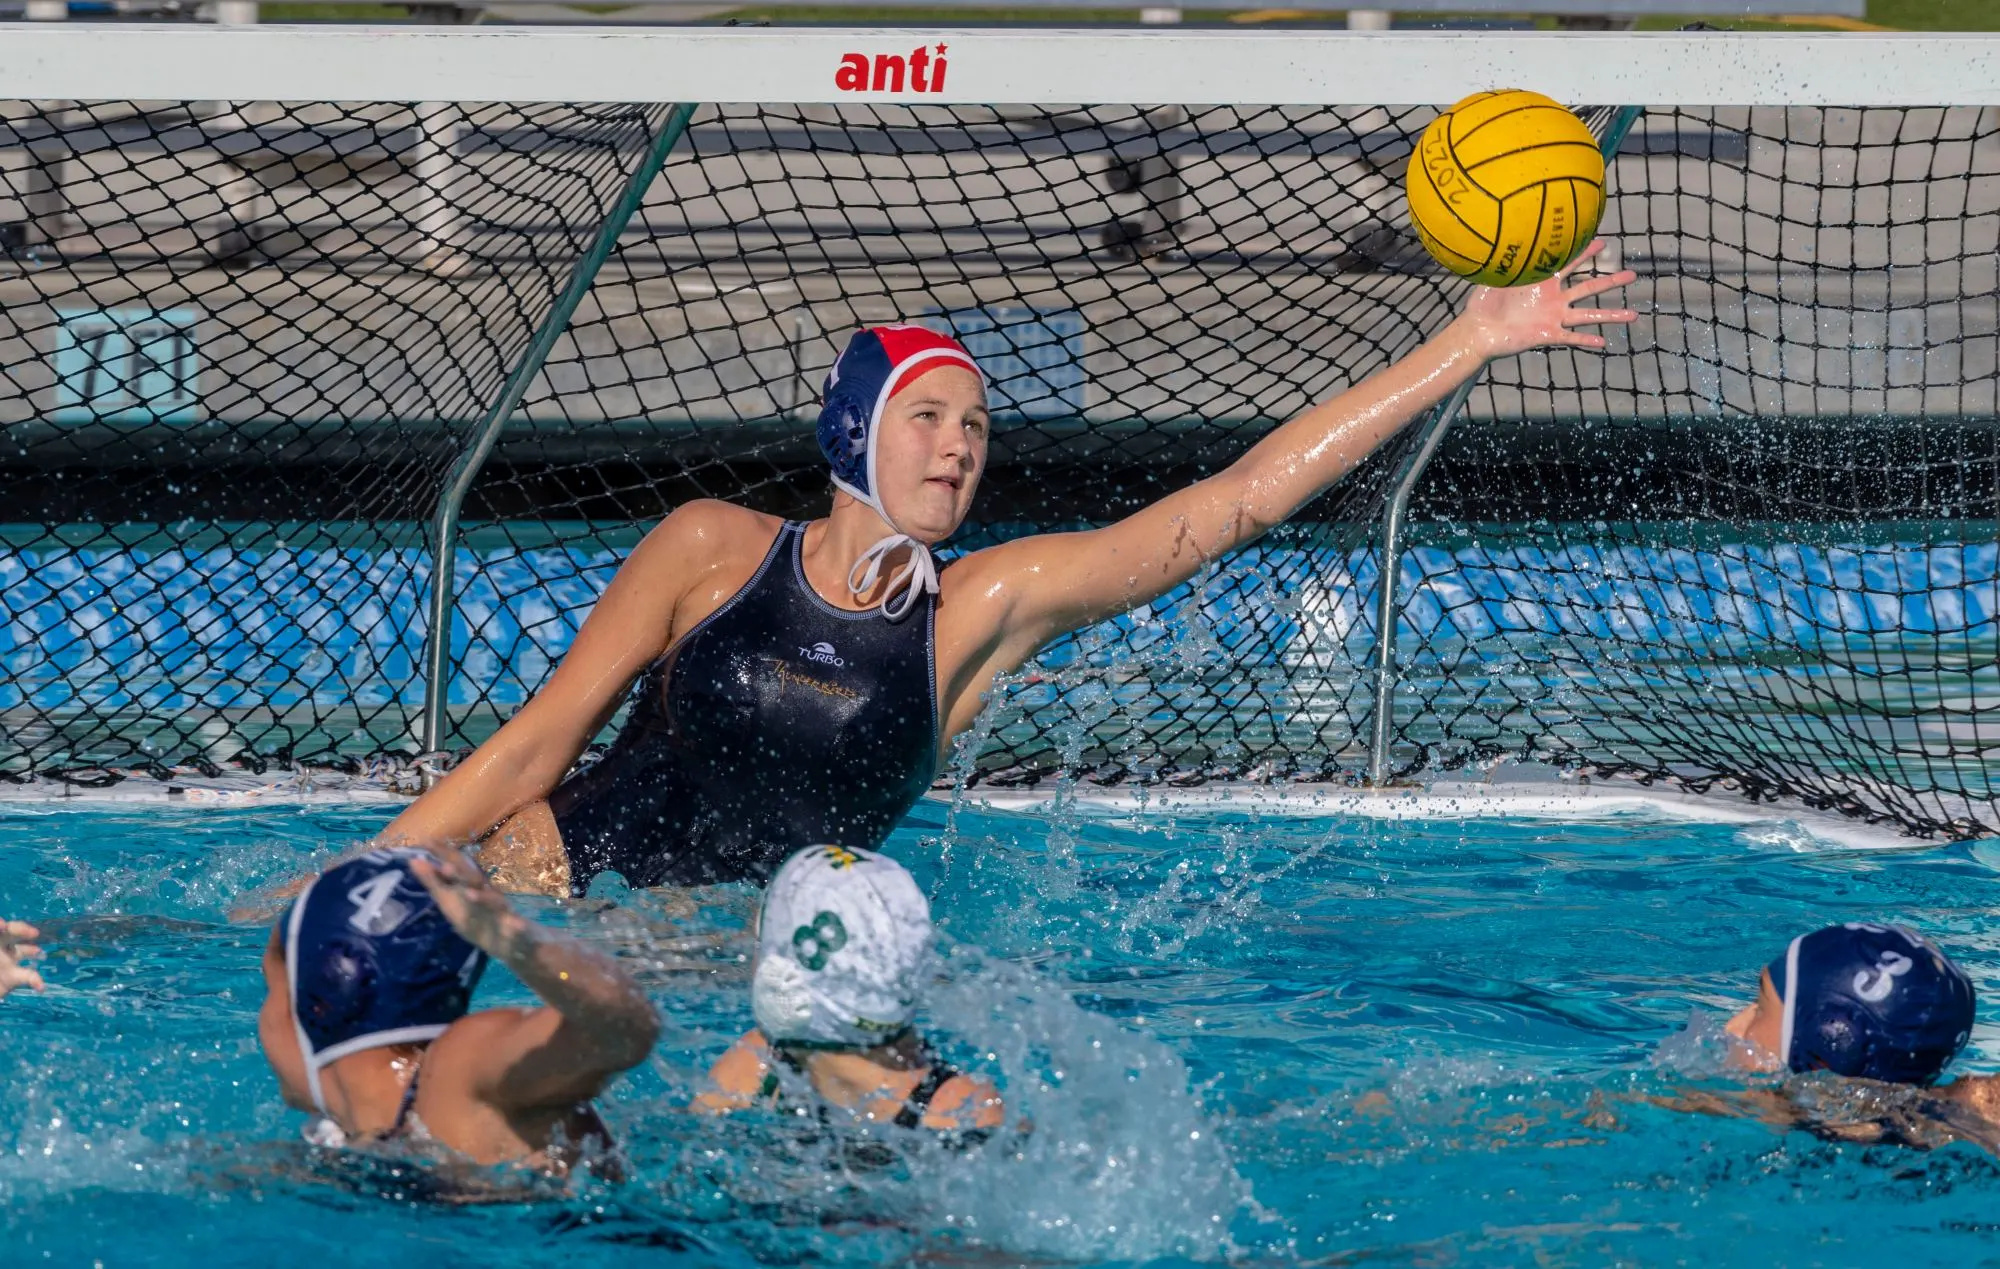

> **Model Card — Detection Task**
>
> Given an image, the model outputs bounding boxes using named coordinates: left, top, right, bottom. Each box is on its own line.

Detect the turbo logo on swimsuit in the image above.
left=799, top=641, right=845, bottom=668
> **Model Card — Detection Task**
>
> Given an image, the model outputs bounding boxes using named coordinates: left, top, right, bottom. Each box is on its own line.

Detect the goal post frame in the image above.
left=0, top=24, right=1991, bottom=833
left=0, top=26, right=1994, bottom=108
left=416, top=101, right=697, bottom=759
left=1364, top=104, right=1641, bottom=788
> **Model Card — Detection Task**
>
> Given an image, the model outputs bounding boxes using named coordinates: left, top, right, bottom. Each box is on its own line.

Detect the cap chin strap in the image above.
left=847, top=531, right=937, bottom=622
left=831, top=474, right=937, bottom=621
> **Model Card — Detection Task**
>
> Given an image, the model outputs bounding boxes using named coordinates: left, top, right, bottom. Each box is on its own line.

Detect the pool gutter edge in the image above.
left=0, top=767, right=1953, bottom=853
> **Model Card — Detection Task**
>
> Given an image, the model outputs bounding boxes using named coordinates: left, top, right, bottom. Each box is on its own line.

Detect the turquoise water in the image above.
left=4, top=796, right=2000, bottom=1265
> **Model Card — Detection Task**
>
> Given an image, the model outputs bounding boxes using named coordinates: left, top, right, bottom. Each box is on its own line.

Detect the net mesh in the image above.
left=1, top=94, right=1993, bottom=836
left=0, top=99, right=678, bottom=776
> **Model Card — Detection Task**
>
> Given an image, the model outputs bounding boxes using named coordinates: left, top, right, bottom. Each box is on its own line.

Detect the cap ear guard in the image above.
left=751, top=955, right=815, bottom=1039
left=816, top=380, right=874, bottom=500
left=1795, top=1000, right=1868, bottom=1074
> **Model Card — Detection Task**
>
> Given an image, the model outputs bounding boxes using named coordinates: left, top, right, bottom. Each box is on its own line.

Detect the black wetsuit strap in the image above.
left=761, top=1045, right=809, bottom=1102
left=388, top=1056, right=423, bottom=1138
left=893, top=1062, right=961, bottom=1130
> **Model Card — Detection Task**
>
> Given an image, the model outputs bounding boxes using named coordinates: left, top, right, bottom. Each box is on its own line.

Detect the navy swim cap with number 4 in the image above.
left=282, top=848, right=489, bottom=1112
left=1769, top=923, right=1975, bottom=1086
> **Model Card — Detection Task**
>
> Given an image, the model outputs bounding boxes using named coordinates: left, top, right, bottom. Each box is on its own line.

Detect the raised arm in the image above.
left=412, top=848, right=660, bottom=1110
left=959, top=246, right=1637, bottom=669
left=374, top=502, right=717, bottom=851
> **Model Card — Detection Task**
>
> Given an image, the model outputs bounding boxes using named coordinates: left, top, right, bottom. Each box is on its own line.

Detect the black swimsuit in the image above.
left=548, top=521, right=940, bottom=892
left=759, top=1045, right=965, bottom=1129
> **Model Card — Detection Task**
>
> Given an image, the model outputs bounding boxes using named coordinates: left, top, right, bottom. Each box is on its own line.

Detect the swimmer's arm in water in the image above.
left=692, top=1029, right=776, bottom=1114
left=1644, top=1082, right=1977, bottom=1148
left=1642, top=1085, right=1810, bottom=1133
left=0, top=921, right=44, bottom=999
left=1938, top=1073, right=2000, bottom=1116
left=411, top=849, right=661, bottom=1108
left=923, top=1073, right=1005, bottom=1132
left=942, top=247, right=1637, bottom=680
left=373, top=502, right=739, bottom=852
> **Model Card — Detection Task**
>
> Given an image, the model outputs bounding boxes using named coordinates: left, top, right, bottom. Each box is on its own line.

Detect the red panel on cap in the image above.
left=871, top=323, right=973, bottom=365
left=870, top=324, right=982, bottom=402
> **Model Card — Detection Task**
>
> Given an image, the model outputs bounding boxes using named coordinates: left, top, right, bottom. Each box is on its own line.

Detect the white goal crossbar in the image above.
left=0, top=26, right=1993, bottom=107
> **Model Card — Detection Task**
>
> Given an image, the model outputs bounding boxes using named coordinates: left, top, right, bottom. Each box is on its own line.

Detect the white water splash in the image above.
left=916, top=946, right=1262, bottom=1261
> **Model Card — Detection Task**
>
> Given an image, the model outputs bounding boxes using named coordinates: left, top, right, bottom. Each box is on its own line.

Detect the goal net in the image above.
left=0, top=27, right=1992, bottom=838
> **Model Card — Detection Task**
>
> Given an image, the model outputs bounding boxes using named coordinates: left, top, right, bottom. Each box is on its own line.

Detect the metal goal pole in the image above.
left=1365, top=104, right=1643, bottom=785
left=418, top=101, right=698, bottom=757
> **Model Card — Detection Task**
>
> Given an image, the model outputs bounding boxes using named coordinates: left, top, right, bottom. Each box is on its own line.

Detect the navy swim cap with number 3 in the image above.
left=1769, top=923, right=1975, bottom=1086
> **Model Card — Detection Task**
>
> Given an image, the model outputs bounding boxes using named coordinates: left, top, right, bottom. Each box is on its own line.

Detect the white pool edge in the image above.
left=0, top=768, right=1944, bottom=852
left=0, top=774, right=410, bottom=808
left=959, top=779, right=1937, bottom=851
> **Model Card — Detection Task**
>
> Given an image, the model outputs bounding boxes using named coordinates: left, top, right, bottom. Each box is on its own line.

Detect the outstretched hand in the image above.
left=0, top=920, right=45, bottom=999
left=1454, top=239, right=1638, bottom=361
left=410, top=848, right=531, bottom=964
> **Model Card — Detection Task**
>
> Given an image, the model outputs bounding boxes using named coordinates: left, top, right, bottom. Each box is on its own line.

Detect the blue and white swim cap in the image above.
left=282, top=848, right=488, bottom=1112
left=751, top=844, right=934, bottom=1049
left=1769, top=922, right=1974, bottom=1086
left=816, top=325, right=984, bottom=620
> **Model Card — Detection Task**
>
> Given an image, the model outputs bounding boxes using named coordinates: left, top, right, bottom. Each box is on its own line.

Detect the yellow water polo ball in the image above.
left=1405, top=89, right=1605, bottom=288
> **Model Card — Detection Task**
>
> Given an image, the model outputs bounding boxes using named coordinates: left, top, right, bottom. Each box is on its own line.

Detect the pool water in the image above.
left=4, top=793, right=1999, bottom=1266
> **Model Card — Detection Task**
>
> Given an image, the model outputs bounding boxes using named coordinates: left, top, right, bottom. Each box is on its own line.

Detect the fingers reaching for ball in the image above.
left=1559, top=240, right=1640, bottom=305
left=1455, top=244, right=1637, bottom=358
left=1553, top=241, right=1640, bottom=349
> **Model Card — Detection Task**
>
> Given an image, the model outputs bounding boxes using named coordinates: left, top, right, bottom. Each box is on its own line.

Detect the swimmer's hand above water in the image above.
left=409, top=848, right=660, bottom=1106
left=411, top=846, right=534, bottom=962
left=0, top=920, right=45, bottom=998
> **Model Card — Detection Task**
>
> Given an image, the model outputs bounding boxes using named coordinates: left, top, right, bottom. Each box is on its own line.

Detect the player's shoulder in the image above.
left=658, top=498, right=781, bottom=547
left=941, top=527, right=1090, bottom=596
left=404, top=1007, right=545, bottom=1109
left=629, top=500, right=783, bottom=581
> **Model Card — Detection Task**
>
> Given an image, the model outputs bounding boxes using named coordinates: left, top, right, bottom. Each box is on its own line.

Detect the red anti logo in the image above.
left=835, top=44, right=949, bottom=93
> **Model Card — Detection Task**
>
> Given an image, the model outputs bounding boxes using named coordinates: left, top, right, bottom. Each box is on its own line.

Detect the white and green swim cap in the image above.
left=751, top=844, right=934, bottom=1048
